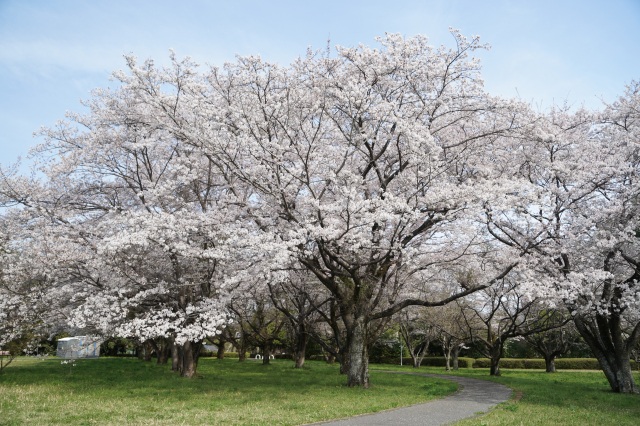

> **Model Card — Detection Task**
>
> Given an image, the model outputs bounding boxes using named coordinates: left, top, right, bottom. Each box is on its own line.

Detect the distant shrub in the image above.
left=468, top=357, right=637, bottom=370
left=456, top=357, right=475, bottom=368
left=473, top=358, right=491, bottom=368
left=378, top=356, right=475, bottom=368
left=500, top=359, right=526, bottom=369
left=472, top=358, right=527, bottom=369
left=554, top=358, right=601, bottom=370
left=200, top=348, right=215, bottom=357
left=522, top=359, right=546, bottom=369
left=420, top=357, right=447, bottom=367
left=365, top=355, right=638, bottom=371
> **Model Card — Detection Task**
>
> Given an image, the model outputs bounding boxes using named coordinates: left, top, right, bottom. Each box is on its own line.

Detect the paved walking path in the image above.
left=310, top=373, right=512, bottom=426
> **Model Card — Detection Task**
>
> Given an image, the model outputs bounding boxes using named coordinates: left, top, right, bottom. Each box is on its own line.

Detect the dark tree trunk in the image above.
left=157, top=348, right=169, bottom=365
left=339, top=348, right=349, bottom=374
left=545, top=356, right=556, bottom=373
left=595, top=349, right=637, bottom=393
left=489, top=344, right=502, bottom=376
left=345, top=315, right=369, bottom=387
left=237, top=337, right=248, bottom=362
left=180, top=341, right=202, bottom=378
left=171, top=342, right=180, bottom=372
left=574, top=316, right=639, bottom=393
left=292, top=322, right=309, bottom=368
left=139, top=340, right=153, bottom=361
left=293, top=333, right=308, bottom=368
left=144, top=342, right=153, bottom=362
left=452, top=345, right=461, bottom=370
left=150, top=338, right=170, bottom=365
left=587, top=340, right=638, bottom=393
left=216, top=343, right=226, bottom=360
left=262, top=343, right=272, bottom=365
left=490, top=357, right=501, bottom=376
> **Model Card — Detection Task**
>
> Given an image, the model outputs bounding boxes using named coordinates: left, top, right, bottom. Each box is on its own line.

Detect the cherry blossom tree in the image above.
left=485, top=96, right=640, bottom=393
left=430, top=301, right=472, bottom=371
left=267, top=269, right=330, bottom=368
left=186, top=32, right=522, bottom=387
left=397, top=307, right=438, bottom=368
left=459, top=273, right=566, bottom=376
left=0, top=210, right=69, bottom=367
left=523, top=309, right=579, bottom=373
left=228, top=283, right=287, bottom=365
left=0, top=70, right=248, bottom=377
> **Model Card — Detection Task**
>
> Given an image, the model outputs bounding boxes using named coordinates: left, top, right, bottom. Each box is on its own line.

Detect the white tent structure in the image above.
left=56, top=336, right=101, bottom=359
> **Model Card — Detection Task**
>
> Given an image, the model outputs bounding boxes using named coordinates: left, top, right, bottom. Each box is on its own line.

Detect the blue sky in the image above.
left=1, top=0, right=639, bottom=170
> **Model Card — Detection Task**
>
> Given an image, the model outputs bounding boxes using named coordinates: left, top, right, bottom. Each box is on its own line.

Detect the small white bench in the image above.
left=254, top=354, right=275, bottom=360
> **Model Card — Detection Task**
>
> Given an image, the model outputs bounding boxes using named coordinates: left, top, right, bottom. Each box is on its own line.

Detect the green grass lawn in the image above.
left=0, top=357, right=455, bottom=425
left=2, top=357, right=639, bottom=425
left=372, top=364, right=640, bottom=426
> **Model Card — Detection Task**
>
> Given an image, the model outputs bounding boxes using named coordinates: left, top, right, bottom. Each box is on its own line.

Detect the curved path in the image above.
left=310, top=373, right=512, bottom=426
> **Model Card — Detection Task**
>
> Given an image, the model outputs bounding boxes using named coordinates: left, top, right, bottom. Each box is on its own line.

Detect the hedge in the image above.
left=200, top=354, right=638, bottom=370
left=418, top=357, right=475, bottom=368
left=374, top=356, right=639, bottom=370
left=199, top=351, right=251, bottom=359
left=469, top=357, right=638, bottom=370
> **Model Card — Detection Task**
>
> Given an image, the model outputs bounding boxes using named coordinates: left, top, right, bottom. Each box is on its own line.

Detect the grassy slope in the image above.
left=0, top=357, right=455, bottom=426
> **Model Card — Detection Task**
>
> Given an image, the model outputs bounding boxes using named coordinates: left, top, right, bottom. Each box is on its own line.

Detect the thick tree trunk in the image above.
left=216, top=343, right=226, bottom=360
left=180, top=341, right=202, bottom=378
left=489, top=345, right=502, bottom=376
left=345, top=316, right=369, bottom=388
left=574, top=316, right=639, bottom=393
left=544, top=356, right=556, bottom=373
left=293, top=320, right=309, bottom=368
left=293, top=330, right=308, bottom=369
left=284, top=317, right=309, bottom=369
left=594, top=349, right=638, bottom=393
left=490, top=357, right=501, bottom=376
left=262, top=343, right=272, bottom=366
left=452, top=345, right=460, bottom=370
